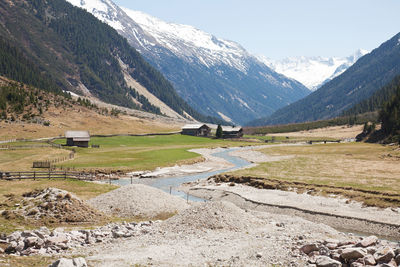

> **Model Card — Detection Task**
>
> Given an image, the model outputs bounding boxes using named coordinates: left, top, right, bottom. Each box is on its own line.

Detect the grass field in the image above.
left=0, top=147, right=71, bottom=171
left=50, top=134, right=253, bottom=171
left=230, top=142, right=400, bottom=207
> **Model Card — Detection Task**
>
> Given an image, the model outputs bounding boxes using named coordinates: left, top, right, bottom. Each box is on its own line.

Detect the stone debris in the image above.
left=2, top=221, right=155, bottom=256
left=2, top=188, right=104, bottom=224
left=160, top=201, right=261, bottom=233
left=87, top=184, right=188, bottom=218
left=299, top=235, right=400, bottom=267
left=49, top=257, right=87, bottom=267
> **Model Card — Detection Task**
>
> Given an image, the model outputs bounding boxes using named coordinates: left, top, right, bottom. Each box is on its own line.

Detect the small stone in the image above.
left=359, top=236, right=378, bottom=248
left=315, top=256, right=342, bottom=267
left=49, top=258, right=74, bottom=267
left=395, top=254, right=400, bottom=265
left=331, top=252, right=341, bottom=262
left=25, top=236, right=38, bottom=247
left=363, top=254, right=376, bottom=265
left=256, top=252, right=262, bottom=258
left=7, top=231, right=21, bottom=242
left=350, top=262, right=363, bottom=267
left=326, top=243, right=338, bottom=250
left=367, top=246, right=377, bottom=255
left=375, top=247, right=395, bottom=264
left=301, top=244, right=319, bottom=254
left=319, top=246, right=330, bottom=256
left=0, top=247, right=4, bottom=253
left=338, top=241, right=356, bottom=247
left=15, top=240, right=25, bottom=252
left=341, top=248, right=367, bottom=260
left=72, top=257, right=87, bottom=267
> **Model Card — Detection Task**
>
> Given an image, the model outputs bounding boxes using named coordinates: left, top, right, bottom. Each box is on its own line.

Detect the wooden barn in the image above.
left=181, top=124, right=211, bottom=137
left=65, top=131, right=90, bottom=148
left=222, top=126, right=243, bottom=138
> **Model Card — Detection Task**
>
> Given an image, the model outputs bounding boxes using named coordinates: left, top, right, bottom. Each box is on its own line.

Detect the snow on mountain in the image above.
left=66, top=0, right=310, bottom=124
left=121, top=8, right=250, bottom=72
left=258, top=49, right=369, bottom=90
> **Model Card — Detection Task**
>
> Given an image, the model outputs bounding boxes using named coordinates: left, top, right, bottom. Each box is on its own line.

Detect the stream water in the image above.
left=111, top=148, right=251, bottom=202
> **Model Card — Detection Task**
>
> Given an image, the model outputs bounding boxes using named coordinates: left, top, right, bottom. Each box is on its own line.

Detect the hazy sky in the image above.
left=113, top=0, right=400, bottom=59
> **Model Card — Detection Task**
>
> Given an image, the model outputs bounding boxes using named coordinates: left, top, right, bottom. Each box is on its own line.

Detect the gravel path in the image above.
left=84, top=201, right=346, bottom=267
left=181, top=181, right=400, bottom=239
left=87, top=184, right=189, bottom=218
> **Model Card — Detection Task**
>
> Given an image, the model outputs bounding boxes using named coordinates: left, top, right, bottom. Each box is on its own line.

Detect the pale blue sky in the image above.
left=113, top=0, right=400, bottom=59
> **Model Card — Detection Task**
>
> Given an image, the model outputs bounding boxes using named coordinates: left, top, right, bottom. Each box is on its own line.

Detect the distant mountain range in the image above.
left=258, top=49, right=369, bottom=90
left=67, top=0, right=311, bottom=125
left=248, top=32, right=400, bottom=126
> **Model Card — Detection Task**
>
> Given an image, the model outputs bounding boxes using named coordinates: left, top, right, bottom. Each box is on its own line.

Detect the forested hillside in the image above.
left=0, top=0, right=217, bottom=122
left=379, top=86, right=400, bottom=143
left=248, top=32, right=400, bottom=126
left=343, top=75, right=400, bottom=116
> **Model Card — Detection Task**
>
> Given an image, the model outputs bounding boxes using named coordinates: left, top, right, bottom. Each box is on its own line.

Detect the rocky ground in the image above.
left=0, top=183, right=399, bottom=266
left=87, top=184, right=188, bottom=219
left=181, top=179, right=400, bottom=239
left=1, top=188, right=104, bottom=225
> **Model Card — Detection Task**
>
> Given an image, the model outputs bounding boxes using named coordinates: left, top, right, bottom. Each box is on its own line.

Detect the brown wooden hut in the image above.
left=221, top=126, right=243, bottom=138
left=181, top=124, right=211, bottom=137
left=65, top=131, right=90, bottom=148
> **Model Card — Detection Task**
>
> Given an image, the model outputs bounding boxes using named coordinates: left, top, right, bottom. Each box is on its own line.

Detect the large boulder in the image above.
left=340, top=248, right=367, bottom=260
left=374, top=247, right=395, bottom=264
left=48, top=257, right=87, bottom=267
left=301, top=244, right=320, bottom=254
left=315, top=256, right=342, bottom=267
left=358, top=235, right=378, bottom=248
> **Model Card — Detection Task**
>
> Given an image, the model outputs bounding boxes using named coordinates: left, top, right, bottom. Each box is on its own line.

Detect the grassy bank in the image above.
left=229, top=142, right=400, bottom=207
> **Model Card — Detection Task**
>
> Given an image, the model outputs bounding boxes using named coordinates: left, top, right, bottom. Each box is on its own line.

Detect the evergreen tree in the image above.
left=216, top=124, right=223, bottom=139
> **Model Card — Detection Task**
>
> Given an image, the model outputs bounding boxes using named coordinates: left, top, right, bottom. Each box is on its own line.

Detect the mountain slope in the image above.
left=248, top=32, right=400, bottom=126
left=258, top=49, right=369, bottom=90
left=67, top=0, right=310, bottom=125
left=0, top=0, right=213, bottom=122
left=343, top=75, right=400, bottom=117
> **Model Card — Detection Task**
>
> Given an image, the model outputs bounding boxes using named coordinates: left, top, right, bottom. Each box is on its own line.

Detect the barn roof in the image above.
left=65, top=131, right=90, bottom=141
left=221, top=126, right=243, bottom=132
left=181, top=124, right=209, bottom=130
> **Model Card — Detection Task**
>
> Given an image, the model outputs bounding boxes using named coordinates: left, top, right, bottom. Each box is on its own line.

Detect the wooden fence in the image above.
left=0, top=171, right=94, bottom=181
left=32, top=151, right=75, bottom=168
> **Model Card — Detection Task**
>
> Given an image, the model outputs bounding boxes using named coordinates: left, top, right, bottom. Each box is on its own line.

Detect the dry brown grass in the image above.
left=0, top=104, right=180, bottom=140
left=230, top=142, right=400, bottom=207
left=269, top=124, right=365, bottom=139
left=0, top=147, right=71, bottom=171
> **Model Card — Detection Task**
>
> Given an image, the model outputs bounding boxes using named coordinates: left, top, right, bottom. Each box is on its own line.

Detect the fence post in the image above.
left=109, top=177, right=111, bottom=185
left=48, top=170, right=50, bottom=180
left=186, top=192, right=189, bottom=203
left=131, top=176, right=132, bottom=184
left=64, top=171, right=67, bottom=180
left=34, top=171, right=36, bottom=181
left=19, top=172, right=21, bottom=181
left=170, top=186, right=172, bottom=195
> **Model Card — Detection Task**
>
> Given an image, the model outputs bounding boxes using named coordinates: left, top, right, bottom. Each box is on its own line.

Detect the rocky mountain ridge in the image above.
left=67, top=0, right=311, bottom=124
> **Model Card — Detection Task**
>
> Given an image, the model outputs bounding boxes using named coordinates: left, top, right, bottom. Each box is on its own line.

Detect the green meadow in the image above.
left=53, top=134, right=253, bottom=171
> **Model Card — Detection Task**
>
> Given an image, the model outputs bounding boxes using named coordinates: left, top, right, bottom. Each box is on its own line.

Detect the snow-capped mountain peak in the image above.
left=121, top=8, right=250, bottom=72
left=258, top=49, right=369, bottom=90
left=66, top=0, right=310, bottom=124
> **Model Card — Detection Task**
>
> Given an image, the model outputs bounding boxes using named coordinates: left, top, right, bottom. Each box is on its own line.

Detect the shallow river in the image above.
left=112, top=148, right=251, bottom=201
